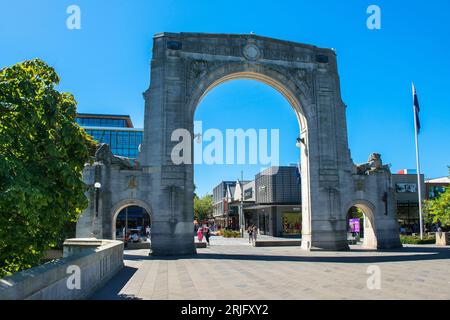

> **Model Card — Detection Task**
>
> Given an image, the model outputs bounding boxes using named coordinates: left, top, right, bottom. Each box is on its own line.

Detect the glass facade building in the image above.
left=76, top=117, right=128, bottom=128
left=76, top=113, right=143, bottom=159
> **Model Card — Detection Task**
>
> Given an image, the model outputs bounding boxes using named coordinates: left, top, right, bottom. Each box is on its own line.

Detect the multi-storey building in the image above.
left=426, top=176, right=450, bottom=200
left=214, top=166, right=302, bottom=236
left=393, top=171, right=426, bottom=233
left=249, top=166, right=302, bottom=237
left=212, top=167, right=446, bottom=238
left=76, top=113, right=143, bottom=159
left=212, top=181, right=237, bottom=228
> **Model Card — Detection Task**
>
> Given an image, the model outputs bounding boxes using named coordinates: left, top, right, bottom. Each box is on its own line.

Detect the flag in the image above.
left=412, top=83, right=424, bottom=239
left=412, top=83, right=421, bottom=134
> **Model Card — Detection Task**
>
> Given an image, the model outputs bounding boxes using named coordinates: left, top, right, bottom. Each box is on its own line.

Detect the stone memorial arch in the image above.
left=76, top=33, right=401, bottom=254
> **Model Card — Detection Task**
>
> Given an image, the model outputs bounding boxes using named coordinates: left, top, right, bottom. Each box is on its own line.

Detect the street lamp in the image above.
left=94, top=182, right=101, bottom=217
left=239, top=179, right=244, bottom=238
left=296, top=137, right=305, bottom=149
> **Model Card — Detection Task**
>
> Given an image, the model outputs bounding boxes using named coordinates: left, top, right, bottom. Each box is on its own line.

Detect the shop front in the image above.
left=281, top=212, right=301, bottom=237
left=244, top=205, right=302, bottom=238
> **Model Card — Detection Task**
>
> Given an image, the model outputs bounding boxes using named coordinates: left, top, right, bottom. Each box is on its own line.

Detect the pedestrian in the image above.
left=145, top=225, right=151, bottom=237
left=197, top=226, right=204, bottom=242
left=247, top=225, right=253, bottom=244
left=204, top=226, right=211, bottom=246
left=252, top=225, right=258, bottom=243
left=131, top=232, right=139, bottom=243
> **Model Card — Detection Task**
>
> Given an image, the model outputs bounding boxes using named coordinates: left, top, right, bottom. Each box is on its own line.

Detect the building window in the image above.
left=83, top=128, right=142, bottom=159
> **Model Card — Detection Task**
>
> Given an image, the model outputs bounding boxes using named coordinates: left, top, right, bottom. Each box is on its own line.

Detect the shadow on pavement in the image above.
left=123, top=246, right=450, bottom=264
left=89, top=266, right=141, bottom=300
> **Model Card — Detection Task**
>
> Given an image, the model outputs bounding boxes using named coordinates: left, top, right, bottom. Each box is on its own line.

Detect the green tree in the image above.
left=424, top=167, right=450, bottom=228
left=194, top=194, right=213, bottom=222
left=0, top=59, right=96, bottom=277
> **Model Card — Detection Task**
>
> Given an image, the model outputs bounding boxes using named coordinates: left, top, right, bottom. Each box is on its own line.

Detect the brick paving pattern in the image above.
left=91, top=236, right=450, bottom=300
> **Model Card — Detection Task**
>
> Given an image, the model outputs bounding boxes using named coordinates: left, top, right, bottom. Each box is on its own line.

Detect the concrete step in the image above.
left=125, top=242, right=151, bottom=250
left=195, top=242, right=207, bottom=248
left=253, top=240, right=301, bottom=247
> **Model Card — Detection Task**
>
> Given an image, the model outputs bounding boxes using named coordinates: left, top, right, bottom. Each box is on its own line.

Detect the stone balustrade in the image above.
left=0, top=238, right=123, bottom=300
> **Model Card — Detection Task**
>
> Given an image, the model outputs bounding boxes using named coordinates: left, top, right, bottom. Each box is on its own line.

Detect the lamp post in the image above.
left=238, top=171, right=245, bottom=238
left=94, top=182, right=101, bottom=218
left=296, top=137, right=305, bottom=149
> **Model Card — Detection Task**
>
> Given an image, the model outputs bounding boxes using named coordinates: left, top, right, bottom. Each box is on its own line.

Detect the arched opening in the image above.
left=346, top=203, right=377, bottom=249
left=111, top=200, right=152, bottom=248
left=192, top=74, right=306, bottom=244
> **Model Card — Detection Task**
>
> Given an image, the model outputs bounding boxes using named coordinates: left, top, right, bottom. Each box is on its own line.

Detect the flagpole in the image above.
left=412, top=83, right=424, bottom=240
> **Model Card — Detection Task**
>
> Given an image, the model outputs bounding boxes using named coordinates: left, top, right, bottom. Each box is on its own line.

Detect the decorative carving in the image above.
left=290, top=67, right=313, bottom=92
left=296, top=68, right=307, bottom=80
left=127, top=176, right=137, bottom=189
left=95, top=143, right=112, bottom=163
left=94, top=143, right=134, bottom=169
left=189, top=59, right=208, bottom=79
left=355, top=180, right=365, bottom=192
left=167, top=40, right=182, bottom=50
left=356, top=153, right=389, bottom=175
left=243, top=43, right=261, bottom=61
left=185, top=59, right=211, bottom=100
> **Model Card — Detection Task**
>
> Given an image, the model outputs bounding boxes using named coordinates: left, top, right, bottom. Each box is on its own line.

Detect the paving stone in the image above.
left=89, top=239, right=450, bottom=300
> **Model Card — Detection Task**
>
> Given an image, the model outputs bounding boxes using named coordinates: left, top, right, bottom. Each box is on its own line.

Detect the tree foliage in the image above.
left=194, top=194, right=213, bottom=222
left=424, top=167, right=450, bottom=228
left=424, top=187, right=450, bottom=227
left=0, top=59, right=96, bottom=277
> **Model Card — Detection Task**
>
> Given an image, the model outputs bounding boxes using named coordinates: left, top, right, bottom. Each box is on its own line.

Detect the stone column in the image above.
left=141, top=35, right=196, bottom=255
left=301, top=65, right=349, bottom=251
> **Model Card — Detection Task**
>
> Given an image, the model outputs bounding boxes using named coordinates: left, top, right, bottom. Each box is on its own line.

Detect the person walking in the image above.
left=204, top=226, right=211, bottom=246
left=252, top=225, right=258, bottom=243
left=197, top=226, right=204, bottom=242
left=247, top=225, right=253, bottom=244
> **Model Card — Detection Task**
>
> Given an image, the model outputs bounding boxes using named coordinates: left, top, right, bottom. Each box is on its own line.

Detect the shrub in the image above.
left=222, top=230, right=242, bottom=238
left=400, top=235, right=435, bottom=245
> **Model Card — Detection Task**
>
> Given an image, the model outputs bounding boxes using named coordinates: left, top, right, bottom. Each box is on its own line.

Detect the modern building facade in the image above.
left=76, top=113, right=143, bottom=159
left=392, top=172, right=426, bottom=233
left=214, top=166, right=302, bottom=237
left=220, top=169, right=440, bottom=238
left=212, top=181, right=237, bottom=228
left=246, top=166, right=302, bottom=237
left=426, top=176, right=450, bottom=200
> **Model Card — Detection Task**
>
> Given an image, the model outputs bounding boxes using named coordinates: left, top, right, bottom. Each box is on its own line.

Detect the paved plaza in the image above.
left=91, top=236, right=450, bottom=300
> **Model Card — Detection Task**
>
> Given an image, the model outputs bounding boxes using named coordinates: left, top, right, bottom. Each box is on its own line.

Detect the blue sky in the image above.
left=1, top=0, right=449, bottom=196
